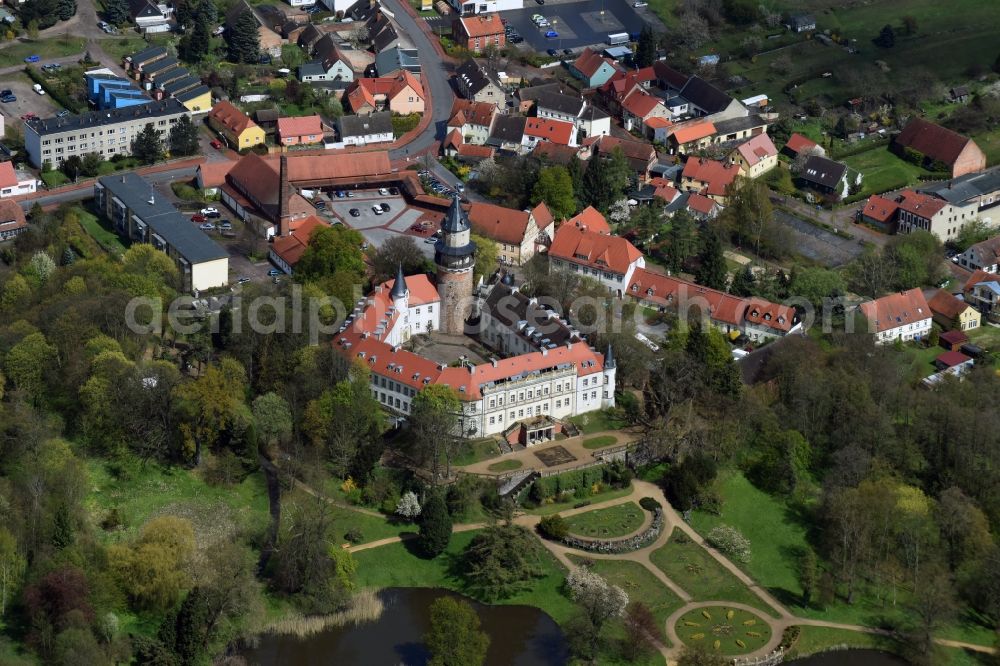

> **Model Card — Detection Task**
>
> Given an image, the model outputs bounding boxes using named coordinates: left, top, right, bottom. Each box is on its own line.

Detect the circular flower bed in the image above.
left=675, top=606, right=771, bottom=656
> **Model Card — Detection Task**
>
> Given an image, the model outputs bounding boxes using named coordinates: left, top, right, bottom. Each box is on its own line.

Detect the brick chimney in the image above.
left=277, top=155, right=291, bottom=237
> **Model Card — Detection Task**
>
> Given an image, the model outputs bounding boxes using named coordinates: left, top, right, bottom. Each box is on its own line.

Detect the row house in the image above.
left=859, top=288, right=932, bottom=344
left=466, top=201, right=554, bottom=265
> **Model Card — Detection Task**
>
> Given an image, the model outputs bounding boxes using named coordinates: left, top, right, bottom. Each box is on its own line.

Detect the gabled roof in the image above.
left=964, top=269, right=1000, bottom=293
left=861, top=194, right=899, bottom=223
left=444, top=128, right=463, bottom=150
left=800, top=155, right=847, bottom=189
left=671, top=120, right=716, bottom=145
left=679, top=75, right=737, bottom=114
left=587, top=134, right=656, bottom=165
left=0, top=199, right=27, bottom=231
left=572, top=48, right=614, bottom=79
left=567, top=206, right=611, bottom=234
left=0, top=161, right=19, bottom=189
left=348, top=70, right=424, bottom=110
left=196, top=160, right=237, bottom=188
left=125, top=45, right=168, bottom=66
left=686, top=192, right=718, bottom=215
left=962, top=235, right=1000, bottom=269
left=457, top=13, right=504, bottom=38
left=682, top=158, right=741, bottom=197
left=466, top=201, right=549, bottom=244
left=457, top=143, right=495, bottom=159
left=744, top=297, right=796, bottom=332
left=645, top=116, right=672, bottom=129
left=338, top=111, right=393, bottom=138
left=940, top=329, right=969, bottom=346
left=487, top=115, right=526, bottom=146
left=894, top=117, right=978, bottom=167
left=448, top=98, right=496, bottom=128
left=652, top=61, right=688, bottom=90
left=785, top=132, right=818, bottom=155
left=621, top=90, right=663, bottom=119
left=523, top=118, right=574, bottom=145
left=919, top=170, right=1000, bottom=206
left=927, top=288, right=973, bottom=321
left=277, top=115, right=323, bottom=137
left=271, top=215, right=328, bottom=268
left=626, top=267, right=749, bottom=327
left=455, top=58, right=501, bottom=96
left=533, top=90, right=586, bottom=117
left=209, top=100, right=260, bottom=136
left=734, top=133, right=777, bottom=167
left=531, top=142, right=579, bottom=165
left=859, top=288, right=930, bottom=333
left=936, top=350, right=972, bottom=368
left=549, top=223, right=641, bottom=274
left=896, top=189, right=947, bottom=219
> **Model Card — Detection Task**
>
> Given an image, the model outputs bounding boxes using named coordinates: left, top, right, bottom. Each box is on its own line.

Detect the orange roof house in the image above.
left=859, top=288, right=932, bottom=343
left=522, top=117, right=576, bottom=147
left=346, top=70, right=425, bottom=116
left=466, top=201, right=555, bottom=264
left=681, top=157, right=742, bottom=200
left=208, top=101, right=266, bottom=149
left=452, top=13, right=505, bottom=53
left=783, top=132, right=822, bottom=158
left=566, top=206, right=611, bottom=234
left=0, top=199, right=28, bottom=241
left=892, top=117, right=986, bottom=178
left=549, top=223, right=643, bottom=281
left=276, top=115, right=324, bottom=146
left=570, top=48, right=619, bottom=87
left=860, top=194, right=900, bottom=228
left=669, top=121, right=716, bottom=153
left=269, top=215, right=329, bottom=273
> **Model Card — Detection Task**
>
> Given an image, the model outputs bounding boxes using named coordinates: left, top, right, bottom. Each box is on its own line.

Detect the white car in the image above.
left=635, top=332, right=660, bottom=352
left=200, top=207, right=219, bottom=216
left=372, top=205, right=382, bottom=215
left=378, top=187, right=390, bottom=196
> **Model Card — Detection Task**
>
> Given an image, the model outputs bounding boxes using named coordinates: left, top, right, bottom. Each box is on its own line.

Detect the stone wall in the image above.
left=560, top=508, right=664, bottom=554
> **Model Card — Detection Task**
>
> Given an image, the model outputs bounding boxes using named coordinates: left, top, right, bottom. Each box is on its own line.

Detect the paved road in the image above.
left=23, top=164, right=198, bottom=209
left=382, top=0, right=455, bottom=159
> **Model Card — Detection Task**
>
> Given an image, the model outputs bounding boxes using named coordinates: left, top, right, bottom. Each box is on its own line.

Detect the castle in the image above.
left=334, top=196, right=616, bottom=442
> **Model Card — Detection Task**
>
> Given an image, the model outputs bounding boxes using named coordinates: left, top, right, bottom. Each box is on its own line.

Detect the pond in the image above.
left=240, top=588, right=568, bottom=666
left=788, top=649, right=909, bottom=665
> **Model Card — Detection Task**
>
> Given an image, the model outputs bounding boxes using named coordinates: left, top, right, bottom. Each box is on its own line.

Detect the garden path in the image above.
left=458, top=427, right=640, bottom=477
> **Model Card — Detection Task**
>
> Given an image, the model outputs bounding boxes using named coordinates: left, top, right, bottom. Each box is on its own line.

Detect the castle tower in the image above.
left=602, top=342, right=617, bottom=408
left=435, top=195, right=476, bottom=335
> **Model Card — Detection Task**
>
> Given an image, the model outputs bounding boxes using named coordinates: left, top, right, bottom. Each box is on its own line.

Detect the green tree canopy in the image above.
left=417, top=492, right=452, bottom=558
left=226, top=9, right=261, bottom=64
left=132, top=123, right=165, bottom=165
left=531, top=166, right=576, bottom=220
left=425, top=596, right=489, bottom=666
left=169, top=116, right=201, bottom=156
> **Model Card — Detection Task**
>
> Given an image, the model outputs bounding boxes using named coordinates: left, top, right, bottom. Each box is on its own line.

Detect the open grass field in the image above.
left=0, top=38, right=86, bottom=68
left=788, top=626, right=992, bottom=665
left=582, top=435, right=619, bottom=450
left=487, top=458, right=523, bottom=473
left=99, top=37, right=151, bottom=62
left=564, top=501, right=645, bottom=538
left=650, top=531, right=779, bottom=617
left=842, top=148, right=928, bottom=198
left=453, top=437, right=501, bottom=466
left=75, top=207, right=128, bottom=256
left=567, top=555, right=685, bottom=643
left=675, top=606, right=771, bottom=656
left=525, top=484, right=634, bottom=516
left=569, top=409, right=625, bottom=434
left=690, top=471, right=811, bottom=601
left=352, top=529, right=577, bottom=624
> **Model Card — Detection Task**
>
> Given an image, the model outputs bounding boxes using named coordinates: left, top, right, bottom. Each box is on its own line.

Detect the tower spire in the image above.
left=390, top=263, right=408, bottom=299
left=605, top=342, right=616, bottom=369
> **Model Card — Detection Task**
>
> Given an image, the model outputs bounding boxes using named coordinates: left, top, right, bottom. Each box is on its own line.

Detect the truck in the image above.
left=32, top=83, right=45, bottom=95
left=607, top=32, right=629, bottom=46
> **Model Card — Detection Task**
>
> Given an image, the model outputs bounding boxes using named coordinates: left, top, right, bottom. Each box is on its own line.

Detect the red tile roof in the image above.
left=549, top=223, right=641, bottom=274
left=626, top=268, right=748, bottom=327
left=652, top=182, right=680, bottom=203
left=744, top=297, right=796, bottom=333
left=586, top=135, right=656, bottom=165
left=196, top=160, right=237, bottom=188
left=859, top=288, right=931, bottom=334
left=277, top=115, right=323, bottom=138
left=573, top=48, right=614, bottom=79
left=523, top=117, right=575, bottom=145
left=271, top=215, right=328, bottom=268
left=785, top=133, right=817, bottom=155
left=963, top=269, right=1000, bottom=293
left=645, top=116, right=673, bottom=129
left=927, top=288, right=972, bottom=321
left=531, top=202, right=554, bottom=229
left=896, top=189, right=947, bottom=219
left=567, top=206, right=611, bottom=234
left=448, top=98, right=496, bottom=128
left=444, top=128, right=463, bottom=150
left=0, top=199, right=27, bottom=233
left=671, top=121, right=715, bottom=145
left=861, top=194, right=899, bottom=223
left=935, top=350, right=971, bottom=368
left=0, top=161, right=18, bottom=189
left=457, top=13, right=504, bottom=38
left=621, top=90, right=663, bottom=118
left=531, top=142, right=579, bottom=165
left=940, top=329, right=969, bottom=346
left=682, top=158, right=741, bottom=197
left=467, top=202, right=535, bottom=244
left=209, top=100, right=259, bottom=137
left=457, top=144, right=495, bottom=158
left=687, top=192, right=718, bottom=215
left=894, top=117, right=977, bottom=168
left=734, top=133, right=777, bottom=167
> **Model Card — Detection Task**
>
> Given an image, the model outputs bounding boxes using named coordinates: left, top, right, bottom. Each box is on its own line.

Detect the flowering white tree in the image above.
left=608, top=198, right=632, bottom=226
left=567, top=567, right=628, bottom=627
left=707, top=525, right=752, bottom=563
left=396, top=491, right=421, bottom=519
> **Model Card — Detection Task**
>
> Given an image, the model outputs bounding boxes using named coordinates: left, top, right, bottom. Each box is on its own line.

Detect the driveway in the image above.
left=0, top=74, right=63, bottom=122
left=503, top=0, right=645, bottom=52
left=773, top=209, right=865, bottom=267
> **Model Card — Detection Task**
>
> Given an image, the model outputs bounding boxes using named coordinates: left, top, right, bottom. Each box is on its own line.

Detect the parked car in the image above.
left=237, top=277, right=251, bottom=284
left=545, top=30, right=558, bottom=38
left=455, top=183, right=465, bottom=193
left=198, top=222, right=215, bottom=230
left=378, top=187, right=390, bottom=196
left=191, top=213, right=207, bottom=223
left=335, top=190, right=345, bottom=198
left=349, top=208, right=361, bottom=217
left=0, top=95, right=15, bottom=103
left=268, top=268, right=282, bottom=276
left=220, top=222, right=232, bottom=230
left=388, top=187, right=399, bottom=195
left=536, top=0, right=544, bottom=4
left=24, top=55, right=40, bottom=63
left=633, top=1, right=648, bottom=6
left=314, top=200, right=326, bottom=209
left=345, top=190, right=354, bottom=197
left=547, top=48, right=558, bottom=56
left=379, top=203, right=390, bottom=212
left=424, top=236, right=437, bottom=244
left=210, top=139, right=223, bottom=150
left=56, top=110, right=70, bottom=118
left=372, top=205, right=382, bottom=215
left=563, top=48, right=573, bottom=55
left=200, top=207, right=220, bottom=217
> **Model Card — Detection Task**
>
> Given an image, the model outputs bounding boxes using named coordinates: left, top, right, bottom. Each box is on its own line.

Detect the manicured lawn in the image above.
left=568, top=409, right=625, bottom=434
left=690, top=471, right=811, bottom=600
left=564, top=501, right=645, bottom=538
left=75, top=208, right=128, bottom=256
left=650, top=531, right=779, bottom=617
left=582, top=435, right=618, bottom=450
left=487, top=459, right=523, bottom=473
left=0, top=38, right=86, bottom=67
left=968, top=324, right=1000, bottom=351
left=84, top=457, right=270, bottom=545
left=675, top=606, right=771, bottom=656
left=40, top=170, right=70, bottom=188
left=353, top=529, right=577, bottom=624
left=842, top=148, right=928, bottom=197
left=453, top=437, right=501, bottom=466
left=99, top=37, right=150, bottom=62
left=566, top=555, right=685, bottom=644
left=786, top=625, right=892, bottom=659
left=526, top=484, right=634, bottom=516
left=894, top=342, right=945, bottom=381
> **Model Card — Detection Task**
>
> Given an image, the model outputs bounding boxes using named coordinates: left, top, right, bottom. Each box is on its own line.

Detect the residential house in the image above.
left=269, top=215, right=329, bottom=274
left=859, top=194, right=900, bottom=231
left=621, top=90, right=670, bottom=136
left=452, top=14, right=505, bottom=53
left=963, top=269, right=1000, bottom=318
left=599, top=67, right=656, bottom=116
left=94, top=173, right=229, bottom=291
left=859, top=288, right=932, bottom=344
left=685, top=192, right=721, bottom=219
left=516, top=82, right=564, bottom=112
left=949, top=86, right=970, bottom=104
left=710, top=114, right=768, bottom=145
left=728, top=133, right=778, bottom=179
left=454, top=143, right=495, bottom=162
left=0, top=161, right=38, bottom=198
left=548, top=222, right=645, bottom=295
left=680, top=157, right=741, bottom=203
left=338, top=112, right=394, bottom=146
left=375, top=45, right=420, bottom=76
left=917, top=170, right=1000, bottom=219
left=569, top=49, right=618, bottom=88
left=208, top=101, right=266, bottom=150
left=652, top=60, right=689, bottom=94
left=786, top=13, right=815, bottom=32
left=894, top=189, right=978, bottom=241
left=666, top=120, right=715, bottom=155
left=128, top=0, right=172, bottom=33
left=532, top=90, right=610, bottom=140
left=783, top=132, right=824, bottom=159
left=466, top=201, right=555, bottom=265
left=24, top=99, right=189, bottom=168
left=645, top=117, right=673, bottom=143
left=798, top=155, right=855, bottom=199
left=276, top=115, right=324, bottom=146
left=892, top=117, right=986, bottom=178
left=531, top=143, right=579, bottom=166
left=956, top=235, right=1000, bottom=273
left=225, top=1, right=284, bottom=58
left=346, top=70, right=424, bottom=115
left=521, top=118, right=576, bottom=151
left=299, top=39, right=355, bottom=83
left=444, top=0, right=522, bottom=16
left=195, top=160, right=237, bottom=196
left=582, top=135, right=657, bottom=181
left=566, top=206, right=611, bottom=234
left=486, top=115, right=527, bottom=153
left=447, top=98, right=497, bottom=146
left=926, top=288, right=980, bottom=331
left=454, top=59, right=505, bottom=106
left=677, top=76, right=745, bottom=119
left=0, top=199, right=27, bottom=241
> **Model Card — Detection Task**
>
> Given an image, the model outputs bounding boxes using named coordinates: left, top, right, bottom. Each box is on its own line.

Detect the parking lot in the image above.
left=503, top=0, right=646, bottom=52
left=0, top=73, right=63, bottom=125
left=320, top=188, right=441, bottom=259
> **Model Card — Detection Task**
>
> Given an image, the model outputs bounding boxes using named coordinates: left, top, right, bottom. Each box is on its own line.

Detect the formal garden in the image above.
left=675, top=606, right=772, bottom=656
left=563, top=501, right=646, bottom=538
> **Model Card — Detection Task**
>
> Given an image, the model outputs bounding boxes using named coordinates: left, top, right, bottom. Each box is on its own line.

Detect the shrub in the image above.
left=602, top=460, right=632, bottom=488
left=537, top=514, right=569, bottom=540
left=638, top=497, right=661, bottom=511
left=344, top=528, right=363, bottom=544
left=706, top=525, right=752, bottom=563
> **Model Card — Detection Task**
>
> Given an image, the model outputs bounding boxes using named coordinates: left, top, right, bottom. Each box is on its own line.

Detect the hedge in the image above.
left=530, top=466, right=607, bottom=500
left=24, top=67, right=84, bottom=114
